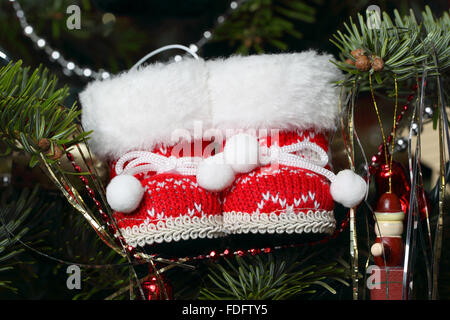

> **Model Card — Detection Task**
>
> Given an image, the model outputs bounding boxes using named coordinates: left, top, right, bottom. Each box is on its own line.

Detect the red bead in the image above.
left=80, top=176, right=88, bottom=185
left=209, top=250, right=218, bottom=260
left=249, top=248, right=261, bottom=255
left=73, top=165, right=82, bottom=172
left=100, top=212, right=109, bottom=221
left=66, top=153, right=74, bottom=161
left=86, top=187, right=95, bottom=197
left=403, top=104, right=409, bottom=111
left=141, top=276, right=173, bottom=300
left=407, top=94, right=415, bottom=102
left=263, top=247, right=272, bottom=254
left=107, top=224, right=116, bottom=234
left=222, top=249, right=231, bottom=257
left=236, top=250, right=246, bottom=257
left=387, top=135, right=392, bottom=143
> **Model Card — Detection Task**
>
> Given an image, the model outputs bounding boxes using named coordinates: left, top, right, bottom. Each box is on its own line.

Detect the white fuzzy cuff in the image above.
left=80, top=58, right=210, bottom=159
left=80, top=51, right=342, bottom=160
left=208, top=51, right=342, bottom=133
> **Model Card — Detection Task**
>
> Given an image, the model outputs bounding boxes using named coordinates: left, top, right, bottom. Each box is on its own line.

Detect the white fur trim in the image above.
left=208, top=51, right=342, bottom=133
left=80, top=58, right=210, bottom=159
left=80, top=51, right=342, bottom=160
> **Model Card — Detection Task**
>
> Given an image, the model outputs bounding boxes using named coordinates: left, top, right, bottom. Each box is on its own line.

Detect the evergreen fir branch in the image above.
left=199, top=253, right=348, bottom=300
left=0, top=61, right=89, bottom=167
left=330, top=6, right=449, bottom=86
left=0, top=186, right=44, bottom=292
left=211, top=0, right=317, bottom=54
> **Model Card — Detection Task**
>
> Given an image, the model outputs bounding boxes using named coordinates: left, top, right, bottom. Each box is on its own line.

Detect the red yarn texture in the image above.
left=223, top=130, right=334, bottom=217
left=109, top=129, right=335, bottom=247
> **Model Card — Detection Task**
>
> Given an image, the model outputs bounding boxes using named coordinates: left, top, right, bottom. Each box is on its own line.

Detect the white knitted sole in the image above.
left=223, top=210, right=335, bottom=235
left=119, top=214, right=225, bottom=247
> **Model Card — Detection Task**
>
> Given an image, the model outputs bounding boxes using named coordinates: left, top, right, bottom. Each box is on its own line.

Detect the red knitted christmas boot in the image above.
left=79, top=58, right=225, bottom=256
left=196, top=52, right=367, bottom=247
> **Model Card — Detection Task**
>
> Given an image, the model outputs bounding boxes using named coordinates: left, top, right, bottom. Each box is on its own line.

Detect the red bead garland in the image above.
left=62, top=145, right=136, bottom=257
left=179, top=209, right=352, bottom=263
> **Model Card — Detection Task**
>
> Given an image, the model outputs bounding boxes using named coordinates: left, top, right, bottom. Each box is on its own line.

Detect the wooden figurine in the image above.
left=370, top=192, right=405, bottom=266
left=369, top=192, right=405, bottom=300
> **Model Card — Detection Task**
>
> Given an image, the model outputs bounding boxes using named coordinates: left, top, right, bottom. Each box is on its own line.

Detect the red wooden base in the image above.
left=369, top=266, right=404, bottom=300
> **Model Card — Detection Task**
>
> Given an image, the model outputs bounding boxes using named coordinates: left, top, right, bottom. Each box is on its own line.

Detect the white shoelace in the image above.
left=259, top=141, right=336, bottom=183
left=115, top=151, right=202, bottom=176
left=114, top=140, right=337, bottom=183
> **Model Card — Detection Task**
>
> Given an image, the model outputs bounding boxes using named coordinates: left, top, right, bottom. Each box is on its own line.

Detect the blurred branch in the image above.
left=211, top=0, right=318, bottom=54
left=199, top=252, right=349, bottom=300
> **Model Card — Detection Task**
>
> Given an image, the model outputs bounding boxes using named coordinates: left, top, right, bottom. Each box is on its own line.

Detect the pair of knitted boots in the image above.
left=80, top=51, right=366, bottom=253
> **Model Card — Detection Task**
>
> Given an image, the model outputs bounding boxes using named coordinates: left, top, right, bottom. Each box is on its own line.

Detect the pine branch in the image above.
left=0, top=186, right=42, bottom=292
left=199, top=253, right=349, bottom=300
left=331, top=6, right=449, bottom=86
left=211, top=0, right=317, bottom=54
left=0, top=61, right=90, bottom=168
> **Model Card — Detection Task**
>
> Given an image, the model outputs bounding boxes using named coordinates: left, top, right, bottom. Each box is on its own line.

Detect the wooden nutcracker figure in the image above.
left=369, top=192, right=405, bottom=300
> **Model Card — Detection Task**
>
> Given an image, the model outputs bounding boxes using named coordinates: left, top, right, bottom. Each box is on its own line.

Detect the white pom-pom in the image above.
left=330, top=169, right=367, bottom=208
left=197, top=155, right=235, bottom=192
left=223, top=133, right=259, bottom=173
left=106, top=175, right=144, bottom=213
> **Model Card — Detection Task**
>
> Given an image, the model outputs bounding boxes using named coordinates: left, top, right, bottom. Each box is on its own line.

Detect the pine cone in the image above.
left=345, top=58, right=355, bottom=65
left=46, top=145, right=63, bottom=160
left=355, top=56, right=371, bottom=71
left=50, top=146, right=63, bottom=160
left=38, top=138, right=51, bottom=152
left=351, top=48, right=365, bottom=58
left=371, top=56, right=384, bottom=71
